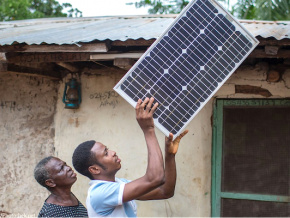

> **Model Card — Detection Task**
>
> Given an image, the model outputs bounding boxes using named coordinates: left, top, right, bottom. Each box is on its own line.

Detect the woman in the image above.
left=34, top=156, right=88, bottom=217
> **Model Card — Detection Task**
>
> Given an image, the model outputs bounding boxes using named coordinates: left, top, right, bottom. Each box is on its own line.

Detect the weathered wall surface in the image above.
left=53, top=62, right=290, bottom=217
left=1, top=60, right=289, bottom=217
left=217, top=62, right=290, bottom=98
left=0, top=72, right=58, bottom=216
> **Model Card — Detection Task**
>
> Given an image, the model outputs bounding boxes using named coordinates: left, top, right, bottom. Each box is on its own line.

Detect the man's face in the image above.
left=46, top=157, right=77, bottom=187
left=90, top=142, right=121, bottom=174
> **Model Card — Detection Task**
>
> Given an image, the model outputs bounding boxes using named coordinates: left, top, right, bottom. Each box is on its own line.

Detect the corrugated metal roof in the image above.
left=240, top=20, right=290, bottom=40
left=0, top=15, right=289, bottom=46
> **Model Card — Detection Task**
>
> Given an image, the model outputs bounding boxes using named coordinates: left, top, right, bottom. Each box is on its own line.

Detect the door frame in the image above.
left=211, top=99, right=290, bottom=217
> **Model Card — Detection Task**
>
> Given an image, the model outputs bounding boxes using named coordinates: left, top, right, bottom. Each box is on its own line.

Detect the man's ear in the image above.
left=45, top=179, right=56, bottom=188
left=88, top=165, right=101, bottom=175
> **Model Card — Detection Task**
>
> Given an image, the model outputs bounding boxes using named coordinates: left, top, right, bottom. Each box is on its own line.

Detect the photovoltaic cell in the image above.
left=114, top=0, right=259, bottom=139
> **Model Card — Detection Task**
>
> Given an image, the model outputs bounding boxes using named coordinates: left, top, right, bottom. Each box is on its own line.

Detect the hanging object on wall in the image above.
left=63, top=77, right=82, bottom=109
left=114, top=0, right=259, bottom=139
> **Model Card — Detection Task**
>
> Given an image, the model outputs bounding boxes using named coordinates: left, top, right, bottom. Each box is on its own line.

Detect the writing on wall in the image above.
left=0, top=101, right=32, bottom=111
left=89, top=91, right=120, bottom=109
left=1, top=101, right=16, bottom=111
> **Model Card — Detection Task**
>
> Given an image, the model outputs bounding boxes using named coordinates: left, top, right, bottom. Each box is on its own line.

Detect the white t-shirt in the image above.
left=86, top=178, right=137, bottom=217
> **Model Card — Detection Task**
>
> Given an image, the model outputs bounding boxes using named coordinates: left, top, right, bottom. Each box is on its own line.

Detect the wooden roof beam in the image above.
left=111, top=39, right=155, bottom=47
left=256, top=37, right=290, bottom=46
left=56, top=62, right=79, bottom=73
left=0, top=43, right=110, bottom=53
left=248, top=48, right=290, bottom=58
left=6, top=52, right=91, bottom=63
left=7, top=63, right=61, bottom=79
left=0, top=52, right=7, bottom=71
left=113, top=58, right=136, bottom=70
left=90, top=53, right=143, bottom=60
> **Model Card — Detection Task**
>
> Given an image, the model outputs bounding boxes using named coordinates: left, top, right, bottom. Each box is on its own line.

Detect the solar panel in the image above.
left=114, top=0, right=259, bottom=139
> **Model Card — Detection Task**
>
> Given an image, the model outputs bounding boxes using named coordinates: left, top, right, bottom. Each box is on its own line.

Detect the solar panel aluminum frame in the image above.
left=114, top=0, right=259, bottom=140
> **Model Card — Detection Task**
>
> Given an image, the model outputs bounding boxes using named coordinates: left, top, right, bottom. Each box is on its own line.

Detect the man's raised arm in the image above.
left=122, top=97, right=165, bottom=202
left=137, top=130, right=188, bottom=200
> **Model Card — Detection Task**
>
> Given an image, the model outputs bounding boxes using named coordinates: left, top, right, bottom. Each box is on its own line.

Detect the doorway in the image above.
left=212, top=99, right=290, bottom=217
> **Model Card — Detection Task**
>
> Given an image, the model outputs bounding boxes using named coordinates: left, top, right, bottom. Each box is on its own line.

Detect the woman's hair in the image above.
left=34, top=156, right=54, bottom=189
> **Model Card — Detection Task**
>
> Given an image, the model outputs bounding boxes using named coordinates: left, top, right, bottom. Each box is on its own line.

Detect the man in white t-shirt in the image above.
left=72, top=97, right=188, bottom=217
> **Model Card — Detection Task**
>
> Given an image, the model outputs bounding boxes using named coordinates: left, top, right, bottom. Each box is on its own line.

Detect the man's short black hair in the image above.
left=72, top=140, right=105, bottom=179
left=34, top=156, right=54, bottom=189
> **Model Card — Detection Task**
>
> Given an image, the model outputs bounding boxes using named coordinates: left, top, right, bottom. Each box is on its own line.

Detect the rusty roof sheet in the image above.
left=0, top=15, right=289, bottom=46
